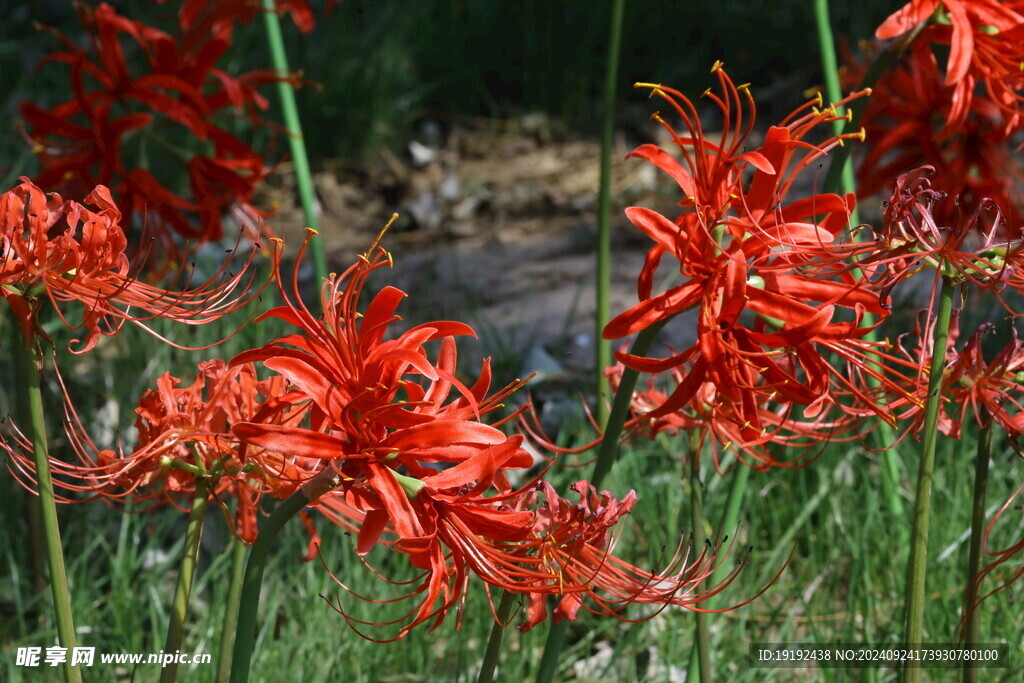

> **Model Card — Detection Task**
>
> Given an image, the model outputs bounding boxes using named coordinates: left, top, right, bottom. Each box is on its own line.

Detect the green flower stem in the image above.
left=707, top=462, right=751, bottom=607
left=902, top=275, right=956, bottom=683
left=688, top=460, right=751, bottom=674
left=217, top=535, right=249, bottom=683
left=8, top=324, right=47, bottom=595
left=535, top=319, right=667, bottom=683
left=961, top=415, right=993, bottom=683
left=595, top=0, right=627, bottom=426
left=230, top=467, right=339, bottom=683
left=160, top=478, right=210, bottom=683
left=15, top=339, right=81, bottom=683
left=814, top=0, right=860, bottom=227
left=685, top=431, right=711, bottom=683
left=814, top=0, right=905, bottom=520
left=476, top=589, right=517, bottom=683
left=261, top=0, right=327, bottom=284
left=590, top=320, right=667, bottom=489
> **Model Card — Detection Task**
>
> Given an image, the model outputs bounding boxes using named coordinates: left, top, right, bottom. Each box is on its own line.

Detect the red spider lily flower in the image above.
left=865, top=166, right=1024, bottom=309
left=231, top=231, right=762, bottom=637
left=20, top=3, right=293, bottom=255
left=848, top=39, right=1024, bottom=227
left=3, top=359, right=317, bottom=550
left=229, top=230, right=527, bottom=480
left=872, top=312, right=1024, bottom=444
left=851, top=31, right=1024, bottom=231
left=604, top=64, right=894, bottom=434
left=0, top=178, right=269, bottom=352
left=230, top=232, right=537, bottom=632
left=887, top=318, right=1024, bottom=442
left=876, top=0, right=1024, bottom=83
left=945, top=325, right=1024, bottom=437
left=515, top=481, right=753, bottom=632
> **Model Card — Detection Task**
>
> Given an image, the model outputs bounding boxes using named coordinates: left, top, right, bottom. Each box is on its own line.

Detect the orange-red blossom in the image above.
left=0, top=177, right=267, bottom=352
left=232, top=232, right=757, bottom=637
left=4, top=359, right=319, bottom=551
left=604, top=64, right=900, bottom=454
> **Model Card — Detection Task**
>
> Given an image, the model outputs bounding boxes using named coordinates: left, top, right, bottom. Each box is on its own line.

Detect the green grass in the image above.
left=3, top=316, right=1022, bottom=682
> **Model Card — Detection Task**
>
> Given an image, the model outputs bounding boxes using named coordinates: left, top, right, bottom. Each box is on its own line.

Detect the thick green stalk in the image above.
left=217, top=536, right=249, bottom=683
left=961, top=416, right=993, bottom=683
left=261, top=0, right=327, bottom=284
left=15, top=339, right=81, bottom=683
left=476, top=590, right=517, bottom=683
left=590, top=320, right=667, bottom=489
left=160, top=479, right=210, bottom=683
left=9, top=325, right=47, bottom=595
left=535, top=319, right=666, bottom=683
left=814, top=0, right=906, bottom=520
left=595, top=0, right=627, bottom=425
left=814, top=0, right=860, bottom=226
left=707, top=462, right=751, bottom=608
left=534, top=615, right=569, bottom=683
left=686, top=432, right=711, bottom=683
left=902, top=276, right=956, bottom=683
left=230, top=467, right=338, bottom=683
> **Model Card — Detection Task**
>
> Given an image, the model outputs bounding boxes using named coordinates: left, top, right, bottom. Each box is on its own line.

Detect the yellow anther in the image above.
left=702, top=88, right=712, bottom=97
left=364, top=213, right=398, bottom=259
left=711, top=60, right=724, bottom=72
left=738, top=82, right=751, bottom=91
left=635, top=82, right=665, bottom=98
left=815, top=92, right=823, bottom=107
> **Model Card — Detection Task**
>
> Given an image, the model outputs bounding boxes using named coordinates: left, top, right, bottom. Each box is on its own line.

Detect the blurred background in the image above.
left=1, top=1, right=894, bottom=162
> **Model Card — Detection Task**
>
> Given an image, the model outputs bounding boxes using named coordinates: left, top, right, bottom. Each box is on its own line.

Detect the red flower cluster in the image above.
left=603, top=64, right=896, bottom=461
left=883, top=316, right=1024, bottom=441
left=4, top=359, right=318, bottom=548
left=876, top=0, right=1024, bottom=131
left=231, top=231, right=749, bottom=636
left=0, top=178, right=265, bottom=352
left=20, top=3, right=294, bottom=255
left=856, top=0, right=1024, bottom=231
